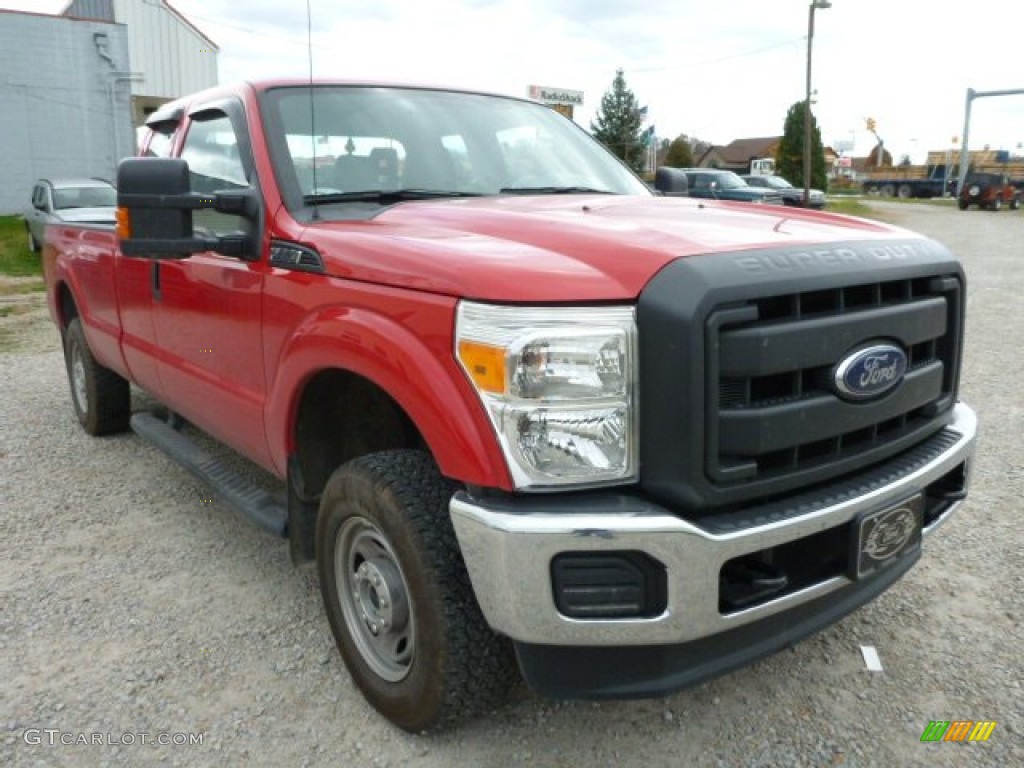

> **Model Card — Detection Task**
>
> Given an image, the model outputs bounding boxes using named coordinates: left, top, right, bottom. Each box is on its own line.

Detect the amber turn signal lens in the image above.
left=115, top=207, right=132, bottom=239
left=457, top=340, right=506, bottom=394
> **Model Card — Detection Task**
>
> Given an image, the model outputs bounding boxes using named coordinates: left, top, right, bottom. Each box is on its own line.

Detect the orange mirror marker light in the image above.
left=115, top=207, right=132, bottom=239
left=458, top=340, right=507, bottom=394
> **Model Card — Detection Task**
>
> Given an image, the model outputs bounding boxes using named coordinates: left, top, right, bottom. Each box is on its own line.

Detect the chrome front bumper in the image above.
left=450, top=403, right=976, bottom=647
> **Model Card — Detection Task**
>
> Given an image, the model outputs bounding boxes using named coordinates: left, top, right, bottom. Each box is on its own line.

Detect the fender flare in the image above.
left=264, top=305, right=512, bottom=490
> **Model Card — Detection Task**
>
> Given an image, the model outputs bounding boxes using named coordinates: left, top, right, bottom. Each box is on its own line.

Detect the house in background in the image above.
left=698, top=137, right=781, bottom=173
left=700, top=136, right=840, bottom=182
left=0, top=0, right=217, bottom=214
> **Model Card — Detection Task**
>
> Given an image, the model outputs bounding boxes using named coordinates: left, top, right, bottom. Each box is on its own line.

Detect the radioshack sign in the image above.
left=528, top=85, right=584, bottom=106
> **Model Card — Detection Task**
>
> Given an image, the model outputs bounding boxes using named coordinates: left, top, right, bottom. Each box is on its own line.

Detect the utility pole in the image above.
left=804, top=1, right=831, bottom=207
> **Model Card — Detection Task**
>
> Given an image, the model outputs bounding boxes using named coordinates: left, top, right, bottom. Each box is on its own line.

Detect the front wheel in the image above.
left=1011, top=197, right=1021, bottom=211
left=316, top=450, right=517, bottom=732
left=64, top=319, right=130, bottom=435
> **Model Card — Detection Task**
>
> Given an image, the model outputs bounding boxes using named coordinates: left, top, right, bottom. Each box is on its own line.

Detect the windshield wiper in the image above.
left=303, top=189, right=484, bottom=205
left=498, top=186, right=615, bottom=195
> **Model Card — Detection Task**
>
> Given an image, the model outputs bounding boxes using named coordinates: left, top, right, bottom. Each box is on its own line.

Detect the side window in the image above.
left=144, top=126, right=176, bottom=158
left=180, top=112, right=251, bottom=239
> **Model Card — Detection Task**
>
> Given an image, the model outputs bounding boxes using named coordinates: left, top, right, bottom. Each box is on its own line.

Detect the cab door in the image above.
left=116, top=114, right=182, bottom=398
left=149, top=103, right=272, bottom=469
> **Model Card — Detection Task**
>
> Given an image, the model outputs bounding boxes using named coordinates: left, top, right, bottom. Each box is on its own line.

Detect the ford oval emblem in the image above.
left=833, top=344, right=907, bottom=400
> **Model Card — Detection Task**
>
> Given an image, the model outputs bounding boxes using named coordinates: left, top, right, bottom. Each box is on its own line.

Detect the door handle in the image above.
left=151, top=261, right=162, bottom=302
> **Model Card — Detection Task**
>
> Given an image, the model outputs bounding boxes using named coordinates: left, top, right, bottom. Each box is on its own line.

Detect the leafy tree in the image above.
left=663, top=135, right=695, bottom=168
left=775, top=100, right=827, bottom=191
left=590, top=69, right=645, bottom=172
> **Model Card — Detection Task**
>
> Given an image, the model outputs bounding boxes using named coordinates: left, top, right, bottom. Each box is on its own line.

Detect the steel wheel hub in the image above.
left=353, top=557, right=408, bottom=637
left=335, top=517, right=415, bottom=682
left=71, top=345, right=88, bottom=414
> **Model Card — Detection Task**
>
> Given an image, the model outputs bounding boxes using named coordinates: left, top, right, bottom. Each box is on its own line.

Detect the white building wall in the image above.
left=0, top=12, right=133, bottom=214
left=112, top=0, right=218, bottom=100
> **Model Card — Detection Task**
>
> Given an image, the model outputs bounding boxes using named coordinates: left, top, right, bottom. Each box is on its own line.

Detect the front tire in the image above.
left=64, top=319, right=130, bottom=435
left=316, top=450, right=517, bottom=732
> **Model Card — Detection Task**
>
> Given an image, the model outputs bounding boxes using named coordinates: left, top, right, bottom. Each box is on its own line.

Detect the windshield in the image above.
left=53, top=185, right=116, bottom=209
left=715, top=172, right=747, bottom=190
left=760, top=176, right=792, bottom=189
left=260, top=85, right=650, bottom=214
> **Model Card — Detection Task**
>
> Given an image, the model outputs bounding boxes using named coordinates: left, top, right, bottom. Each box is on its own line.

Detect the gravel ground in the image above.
left=1, top=202, right=1021, bottom=767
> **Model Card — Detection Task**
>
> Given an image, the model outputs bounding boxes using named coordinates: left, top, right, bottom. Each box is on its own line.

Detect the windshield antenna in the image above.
left=307, top=0, right=320, bottom=220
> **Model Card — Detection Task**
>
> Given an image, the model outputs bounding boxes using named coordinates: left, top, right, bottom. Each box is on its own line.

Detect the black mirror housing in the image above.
left=654, top=167, right=689, bottom=197
left=116, top=157, right=259, bottom=259
left=117, top=158, right=195, bottom=258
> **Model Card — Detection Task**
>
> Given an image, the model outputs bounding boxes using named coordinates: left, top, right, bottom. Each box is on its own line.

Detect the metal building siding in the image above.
left=0, top=13, right=134, bottom=214
left=64, top=0, right=116, bottom=22
left=112, top=0, right=217, bottom=100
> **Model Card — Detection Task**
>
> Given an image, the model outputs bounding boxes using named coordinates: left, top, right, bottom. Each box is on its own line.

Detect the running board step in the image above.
left=130, top=412, right=287, bottom=537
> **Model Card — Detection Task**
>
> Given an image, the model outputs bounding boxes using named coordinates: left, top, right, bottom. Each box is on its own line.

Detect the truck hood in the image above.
left=56, top=207, right=117, bottom=224
left=301, top=195, right=908, bottom=302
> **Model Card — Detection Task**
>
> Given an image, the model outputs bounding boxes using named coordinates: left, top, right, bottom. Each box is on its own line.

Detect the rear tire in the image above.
left=881, top=184, right=895, bottom=197
left=958, top=199, right=969, bottom=211
left=991, top=197, right=1002, bottom=212
left=897, top=183, right=912, bottom=199
left=26, top=225, right=39, bottom=253
left=64, top=318, right=130, bottom=436
left=316, top=450, right=517, bottom=732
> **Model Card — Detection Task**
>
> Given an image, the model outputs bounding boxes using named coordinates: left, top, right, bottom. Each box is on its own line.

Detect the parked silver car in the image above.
left=740, top=174, right=826, bottom=209
left=24, top=178, right=117, bottom=252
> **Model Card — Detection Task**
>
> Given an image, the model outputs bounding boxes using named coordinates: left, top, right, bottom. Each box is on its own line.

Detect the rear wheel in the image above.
left=64, top=319, right=130, bottom=435
left=881, top=184, right=895, bottom=197
left=897, top=183, right=912, bottom=199
left=991, top=197, right=1002, bottom=211
left=958, top=199, right=969, bottom=210
left=26, top=225, right=39, bottom=253
left=316, top=450, right=517, bottom=732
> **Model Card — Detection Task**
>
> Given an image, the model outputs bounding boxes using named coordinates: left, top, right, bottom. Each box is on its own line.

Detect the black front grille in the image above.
left=706, top=276, right=961, bottom=488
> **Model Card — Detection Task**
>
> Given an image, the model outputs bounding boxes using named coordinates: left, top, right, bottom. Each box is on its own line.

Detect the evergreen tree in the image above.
left=663, top=135, right=695, bottom=168
left=775, top=100, right=828, bottom=191
left=590, top=69, right=645, bottom=173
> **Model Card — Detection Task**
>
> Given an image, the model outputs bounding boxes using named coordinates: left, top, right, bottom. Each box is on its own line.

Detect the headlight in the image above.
left=456, top=302, right=637, bottom=490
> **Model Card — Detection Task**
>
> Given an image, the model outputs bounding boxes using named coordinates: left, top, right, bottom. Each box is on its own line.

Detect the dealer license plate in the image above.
left=851, top=494, right=924, bottom=579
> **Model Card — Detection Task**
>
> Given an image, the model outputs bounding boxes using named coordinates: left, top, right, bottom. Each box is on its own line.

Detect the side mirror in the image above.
left=116, top=157, right=259, bottom=259
left=654, top=166, right=689, bottom=197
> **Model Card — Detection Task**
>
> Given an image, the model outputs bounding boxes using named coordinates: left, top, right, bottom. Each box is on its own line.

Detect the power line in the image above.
left=631, top=36, right=804, bottom=74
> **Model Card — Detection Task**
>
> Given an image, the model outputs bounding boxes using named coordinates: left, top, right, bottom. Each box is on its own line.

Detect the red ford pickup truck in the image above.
left=43, top=80, right=977, bottom=732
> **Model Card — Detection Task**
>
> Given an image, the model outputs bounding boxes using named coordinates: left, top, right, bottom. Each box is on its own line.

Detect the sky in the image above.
left=3, top=0, right=1022, bottom=163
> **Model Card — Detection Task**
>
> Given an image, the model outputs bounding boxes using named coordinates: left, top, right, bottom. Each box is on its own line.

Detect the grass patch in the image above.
left=0, top=216, right=42, bottom=278
left=824, top=198, right=879, bottom=218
